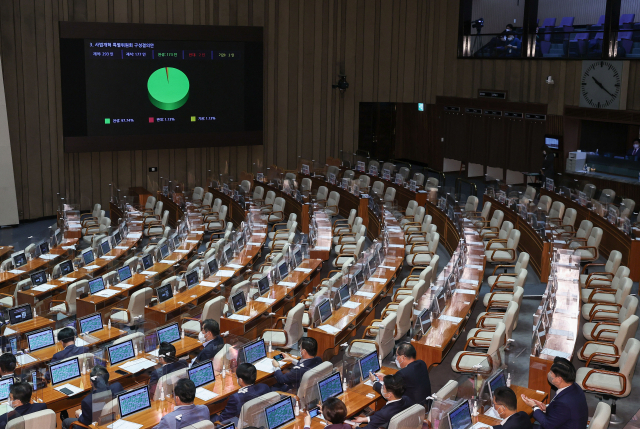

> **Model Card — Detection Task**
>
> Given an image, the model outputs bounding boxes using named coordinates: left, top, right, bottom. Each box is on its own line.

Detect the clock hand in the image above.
left=166, top=67, right=169, bottom=83
left=591, top=76, right=615, bottom=98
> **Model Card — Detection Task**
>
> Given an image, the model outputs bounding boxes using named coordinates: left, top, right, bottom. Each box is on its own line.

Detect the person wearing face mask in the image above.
left=540, top=146, right=555, bottom=183
left=352, top=373, right=412, bottom=429
left=521, top=358, right=588, bottom=429
left=270, top=337, right=323, bottom=392
left=149, top=342, right=188, bottom=397
left=213, top=363, right=270, bottom=425
left=490, top=386, right=532, bottom=429
left=192, top=319, right=224, bottom=365
left=369, top=343, right=430, bottom=405
left=0, top=382, right=47, bottom=429
left=627, top=139, right=640, bottom=159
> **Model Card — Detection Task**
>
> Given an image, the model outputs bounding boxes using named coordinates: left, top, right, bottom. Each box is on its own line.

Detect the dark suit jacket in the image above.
left=273, top=356, right=323, bottom=389
left=362, top=396, right=413, bottom=429
left=492, top=411, right=533, bottom=429
left=78, top=382, right=124, bottom=426
left=627, top=147, right=640, bottom=157
left=532, top=383, right=588, bottom=429
left=218, top=383, right=271, bottom=422
left=193, top=336, right=224, bottom=365
left=0, top=403, right=48, bottom=429
left=51, top=344, right=89, bottom=364
left=373, top=360, right=431, bottom=405
left=149, top=361, right=189, bottom=396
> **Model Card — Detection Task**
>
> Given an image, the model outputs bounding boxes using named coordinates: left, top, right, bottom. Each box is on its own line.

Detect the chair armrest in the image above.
left=408, top=252, right=434, bottom=265
left=585, top=352, right=621, bottom=367
left=337, top=233, right=356, bottom=244
left=490, top=264, right=515, bottom=276
left=590, top=322, right=621, bottom=341
left=477, top=314, right=504, bottom=328
left=363, top=320, right=383, bottom=337
left=270, top=222, right=289, bottom=232
left=0, top=293, right=14, bottom=307
left=49, top=300, right=69, bottom=313
left=110, top=308, right=132, bottom=323
left=581, top=368, right=626, bottom=395
left=487, top=248, right=516, bottom=260
left=408, top=267, right=425, bottom=277
left=272, top=317, right=288, bottom=329
left=485, top=239, right=507, bottom=249
left=588, top=305, right=622, bottom=321
left=486, top=291, right=514, bottom=309
left=262, top=329, right=289, bottom=346
left=567, top=237, right=588, bottom=243
left=269, top=211, right=284, bottom=219
left=454, top=352, right=493, bottom=375
left=586, top=288, right=617, bottom=303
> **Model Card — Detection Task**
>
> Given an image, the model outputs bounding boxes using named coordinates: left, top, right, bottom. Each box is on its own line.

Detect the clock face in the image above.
left=580, top=60, right=622, bottom=110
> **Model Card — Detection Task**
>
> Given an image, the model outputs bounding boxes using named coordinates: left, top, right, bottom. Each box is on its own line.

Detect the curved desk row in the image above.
left=251, top=180, right=310, bottom=234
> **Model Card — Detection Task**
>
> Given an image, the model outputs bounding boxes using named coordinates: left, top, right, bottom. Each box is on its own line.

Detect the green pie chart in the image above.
left=147, top=67, right=190, bottom=110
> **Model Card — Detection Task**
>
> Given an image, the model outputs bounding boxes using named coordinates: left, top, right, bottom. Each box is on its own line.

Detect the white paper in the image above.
left=32, top=284, right=58, bottom=292
left=4, top=327, right=16, bottom=335
left=8, top=269, right=24, bottom=274
left=16, top=354, right=37, bottom=365
left=388, top=244, right=403, bottom=248
left=39, top=254, right=58, bottom=260
left=255, top=297, right=276, bottom=305
left=58, top=277, right=76, bottom=283
left=248, top=242, right=263, bottom=247
left=200, top=281, right=219, bottom=287
left=127, top=233, right=142, bottom=239
left=193, top=231, right=204, bottom=235
left=253, top=357, right=277, bottom=373
left=470, top=422, right=492, bottom=429
left=355, top=291, right=375, bottom=299
left=553, top=240, right=566, bottom=244
left=342, top=301, right=361, bottom=309
left=227, top=314, right=250, bottom=322
left=84, top=265, right=100, bottom=270
left=174, top=249, right=190, bottom=254
left=94, top=289, right=120, bottom=298
left=318, top=325, right=341, bottom=335
left=454, top=289, right=476, bottom=295
left=294, top=267, right=312, bottom=273
left=465, top=264, right=483, bottom=270
left=364, top=379, right=374, bottom=386
left=159, top=259, right=176, bottom=264
left=540, top=348, right=571, bottom=359
left=226, top=263, right=244, bottom=269
left=549, top=328, right=575, bottom=340
left=195, top=387, right=218, bottom=401
left=114, top=283, right=133, bottom=289
left=62, top=246, right=76, bottom=251
left=368, top=277, right=387, bottom=283
left=54, top=383, right=84, bottom=396
left=439, top=315, right=463, bottom=323
left=108, top=420, right=143, bottom=429
left=484, top=407, right=501, bottom=419
left=100, top=256, right=116, bottom=260
left=458, top=279, right=477, bottom=285
left=253, top=232, right=266, bottom=237
left=278, top=281, right=297, bottom=287
left=119, top=357, right=156, bottom=373
left=75, top=338, right=89, bottom=347
left=380, top=265, right=395, bottom=269
left=186, top=240, right=199, bottom=243
left=148, top=349, right=160, bottom=357
left=115, top=246, right=129, bottom=250
left=314, top=246, right=330, bottom=251
left=141, top=270, right=157, bottom=276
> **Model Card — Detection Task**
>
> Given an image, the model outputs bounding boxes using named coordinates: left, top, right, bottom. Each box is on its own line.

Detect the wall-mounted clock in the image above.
left=580, top=60, right=624, bottom=110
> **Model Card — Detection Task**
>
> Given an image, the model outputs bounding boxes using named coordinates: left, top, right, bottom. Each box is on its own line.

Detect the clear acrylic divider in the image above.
left=93, top=383, right=116, bottom=426
left=308, top=289, right=332, bottom=328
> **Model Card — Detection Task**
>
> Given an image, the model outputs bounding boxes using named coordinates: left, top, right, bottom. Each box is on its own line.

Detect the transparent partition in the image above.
left=308, top=288, right=332, bottom=328
left=239, top=393, right=285, bottom=429
left=93, top=381, right=117, bottom=426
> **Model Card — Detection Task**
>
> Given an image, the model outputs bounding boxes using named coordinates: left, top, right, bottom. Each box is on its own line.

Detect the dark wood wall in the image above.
left=1, top=0, right=432, bottom=220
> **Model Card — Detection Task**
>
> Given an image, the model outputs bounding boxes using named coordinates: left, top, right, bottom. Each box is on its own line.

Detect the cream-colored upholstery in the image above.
left=572, top=227, right=603, bottom=262
left=343, top=170, right=355, bottom=180
left=297, top=362, right=333, bottom=406
left=260, top=191, right=276, bottom=211
left=620, top=198, right=635, bottom=218
left=567, top=220, right=594, bottom=247
left=262, top=303, right=304, bottom=348
left=582, top=278, right=633, bottom=320
left=464, top=195, right=479, bottom=213
left=435, top=380, right=458, bottom=400
left=300, top=178, right=312, bottom=193
left=471, top=202, right=492, bottom=229
left=583, top=296, right=638, bottom=340
left=268, top=230, right=296, bottom=252
left=334, top=211, right=358, bottom=236
left=483, top=220, right=513, bottom=243
left=547, top=201, right=565, bottom=226
left=268, top=214, right=297, bottom=240
left=399, top=201, right=419, bottom=226
left=487, top=252, right=529, bottom=291
left=398, top=167, right=410, bottom=181
left=358, top=175, right=370, bottom=190
left=6, top=409, right=56, bottom=429
left=403, top=208, right=427, bottom=234
left=267, top=198, right=286, bottom=223
left=451, top=322, right=505, bottom=374
left=240, top=180, right=251, bottom=194
left=371, top=181, right=385, bottom=197
left=578, top=315, right=638, bottom=367
left=537, top=195, right=552, bottom=213
left=587, top=402, right=611, bottom=429
left=356, top=313, right=396, bottom=359
left=199, top=192, right=213, bottom=210
left=583, top=184, right=597, bottom=198
left=332, top=236, right=365, bottom=269
left=523, top=186, right=536, bottom=201
left=485, top=229, right=520, bottom=263
left=251, top=186, right=265, bottom=204
left=182, top=296, right=225, bottom=335
left=382, top=162, right=396, bottom=174
left=405, top=233, right=439, bottom=267
left=468, top=302, right=517, bottom=346
left=412, top=172, right=425, bottom=187
left=144, top=210, right=169, bottom=237
left=113, top=332, right=144, bottom=346
left=315, top=186, right=328, bottom=203
left=426, top=177, right=439, bottom=188
left=368, top=160, right=380, bottom=172
left=383, top=187, right=396, bottom=209
left=238, top=392, right=282, bottom=429
left=388, top=405, right=425, bottom=429
left=599, top=189, right=616, bottom=204
left=192, top=187, right=204, bottom=203
left=206, top=205, right=228, bottom=233
left=480, top=210, right=504, bottom=238
left=110, top=287, right=152, bottom=326
left=394, top=278, right=429, bottom=305
left=49, top=281, right=79, bottom=316
left=481, top=286, right=524, bottom=312
left=324, top=191, right=341, bottom=216
left=580, top=252, right=623, bottom=290
left=368, top=296, right=412, bottom=341
left=553, top=208, right=577, bottom=236
left=400, top=263, right=436, bottom=288
left=334, top=225, right=366, bottom=254
left=1, top=278, right=31, bottom=308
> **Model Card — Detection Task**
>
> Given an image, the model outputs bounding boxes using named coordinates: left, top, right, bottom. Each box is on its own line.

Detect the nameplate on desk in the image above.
left=127, top=233, right=142, bottom=239
left=58, top=277, right=75, bottom=283
left=342, top=301, right=361, bottom=309
left=540, top=348, right=571, bottom=359
left=200, top=281, right=219, bottom=287
left=314, top=247, right=330, bottom=251
left=548, top=328, right=575, bottom=340
left=100, top=256, right=116, bottom=260
left=256, top=297, right=276, bottom=305
left=32, top=284, right=58, bottom=292
left=368, top=277, right=387, bottom=283
left=439, top=314, right=463, bottom=323
left=84, top=265, right=100, bottom=270
left=355, top=291, right=375, bottom=299
left=465, top=264, right=483, bottom=270
left=39, top=254, right=58, bottom=260
left=228, top=314, right=250, bottom=322
left=159, top=260, right=176, bottom=264
left=278, top=281, right=297, bottom=288
left=186, top=240, right=199, bottom=243
left=294, top=267, right=312, bottom=273
left=226, top=263, right=244, bottom=269
left=195, top=387, right=218, bottom=401
left=318, top=325, right=341, bottom=334
left=174, top=249, right=190, bottom=253
left=94, top=289, right=120, bottom=298
left=458, top=279, right=477, bottom=285
left=454, top=289, right=476, bottom=295
left=216, top=270, right=235, bottom=277
left=115, top=246, right=129, bottom=250
left=8, top=269, right=24, bottom=274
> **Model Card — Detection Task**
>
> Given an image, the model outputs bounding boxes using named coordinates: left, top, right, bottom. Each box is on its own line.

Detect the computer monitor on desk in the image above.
left=108, top=340, right=136, bottom=366
left=49, top=357, right=81, bottom=386
left=358, top=350, right=380, bottom=380
left=8, top=304, right=33, bottom=325
left=185, top=270, right=199, bottom=289
left=317, top=299, right=332, bottom=324
left=12, top=252, right=27, bottom=268
left=78, top=312, right=104, bottom=335
left=118, top=266, right=132, bottom=283
left=59, top=260, right=74, bottom=276
left=88, top=277, right=105, bottom=295
left=257, top=276, right=270, bottom=296
left=264, top=397, right=296, bottom=429
left=242, top=338, right=267, bottom=365
left=317, top=372, right=343, bottom=403
left=188, top=360, right=215, bottom=388
left=0, top=377, right=14, bottom=401
left=156, top=284, right=174, bottom=303
left=81, top=249, right=95, bottom=266
left=141, top=254, right=153, bottom=270
left=207, top=258, right=219, bottom=276
left=447, top=399, right=474, bottom=429
left=156, top=322, right=181, bottom=345
left=160, top=244, right=170, bottom=260
left=117, top=386, right=151, bottom=418
left=231, top=291, right=247, bottom=313
left=100, top=240, right=111, bottom=256
left=486, top=369, right=506, bottom=400
left=26, top=328, right=55, bottom=352
left=30, top=270, right=47, bottom=286
left=38, top=241, right=49, bottom=256
left=112, top=231, right=122, bottom=246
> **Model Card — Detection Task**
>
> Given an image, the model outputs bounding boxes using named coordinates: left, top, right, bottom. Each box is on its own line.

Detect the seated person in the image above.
left=62, top=366, right=124, bottom=429
left=491, top=386, right=532, bottom=429
left=214, top=363, right=270, bottom=424
left=153, top=379, right=210, bottom=429
left=0, top=354, right=17, bottom=380
left=370, top=343, right=430, bottom=405
left=51, top=327, right=89, bottom=364
left=270, top=337, right=322, bottom=392
left=149, top=342, right=188, bottom=397
left=192, top=319, right=224, bottom=365
left=627, top=139, right=640, bottom=158
left=0, top=382, right=47, bottom=429
left=303, top=397, right=350, bottom=429
left=352, top=373, right=412, bottom=429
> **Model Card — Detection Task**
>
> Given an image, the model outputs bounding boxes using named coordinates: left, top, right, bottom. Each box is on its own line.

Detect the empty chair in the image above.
left=144, top=210, right=169, bottom=238
left=467, top=301, right=518, bottom=346
left=109, top=287, right=152, bottom=326
left=343, top=170, right=355, bottom=180
left=412, top=172, right=425, bottom=186
left=300, top=178, right=312, bottom=194
left=398, top=167, right=410, bottom=180
left=326, top=165, right=340, bottom=178
left=182, top=296, right=225, bottom=335
left=400, top=260, right=437, bottom=289
left=251, top=186, right=265, bottom=205
left=143, top=196, right=157, bottom=213
left=425, top=177, right=439, bottom=188
left=269, top=231, right=295, bottom=253
left=81, top=210, right=105, bottom=234
left=368, top=160, right=380, bottom=172
left=470, top=202, right=492, bottom=229
left=462, top=195, right=479, bottom=214
left=350, top=313, right=396, bottom=359
left=577, top=315, right=638, bottom=367
left=405, top=233, right=439, bottom=267
left=451, top=322, right=505, bottom=374
left=399, top=201, right=419, bottom=226
left=315, top=186, right=328, bottom=204
left=587, top=402, right=611, bottom=429
left=358, top=175, right=370, bottom=190
left=620, top=198, right=635, bottom=218
left=240, top=180, right=251, bottom=194
left=482, top=285, right=524, bottom=313
left=566, top=219, right=593, bottom=244
left=368, top=296, right=412, bottom=341
left=583, top=184, right=597, bottom=199
left=547, top=201, right=565, bottom=227
left=262, top=303, right=304, bottom=349
left=383, top=187, right=396, bottom=209
left=371, top=181, right=385, bottom=197
left=583, top=295, right=638, bottom=340
left=382, top=162, right=395, bottom=174
left=49, top=282, right=80, bottom=317
left=323, top=191, right=340, bottom=216
left=403, top=207, right=426, bottom=233
left=485, top=229, right=520, bottom=263
left=393, top=278, right=429, bottom=306
left=580, top=251, right=623, bottom=289
left=487, top=252, right=529, bottom=291
left=599, top=189, right=616, bottom=204
left=582, top=277, right=633, bottom=320
left=387, top=405, right=425, bottom=429
left=552, top=208, right=577, bottom=236
left=266, top=198, right=286, bottom=223
left=333, top=220, right=364, bottom=246
left=333, top=210, right=358, bottom=235
left=268, top=214, right=297, bottom=240
left=522, top=186, right=536, bottom=202
left=144, top=201, right=164, bottom=224
left=572, top=227, right=603, bottom=262
left=206, top=205, right=228, bottom=235
left=334, top=225, right=366, bottom=254
left=81, top=203, right=102, bottom=223
left=0, top=278, right=32, bottom=308
left=537, top=195, right=552, bottom=213
left=483, top=220, right=512, bottom=242
left=260, top=191, right=276, bottom=211
left=192, top=187, right=204, bottom=203
left=332, top=236, right=365, bottom=269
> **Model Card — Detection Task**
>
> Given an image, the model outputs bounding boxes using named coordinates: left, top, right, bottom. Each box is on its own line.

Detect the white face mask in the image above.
left=395, top=357, right=402, bottom=368
left=198, top=331, right=206, bottom=342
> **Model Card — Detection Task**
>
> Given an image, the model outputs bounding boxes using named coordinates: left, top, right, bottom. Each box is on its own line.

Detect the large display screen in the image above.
left=60, top=22, right=263, bottom=152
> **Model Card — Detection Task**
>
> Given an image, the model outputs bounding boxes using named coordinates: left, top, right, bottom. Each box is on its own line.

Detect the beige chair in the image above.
left=0, top=278, right=32, bottom=308
left=468, top=302, right=517, bottom=346
left=435, top=380, right=459, bottom=401
left=144, top=210, right=169, bottom=237
left=369, top=296, right=413, bottom=341
left=240, top=180, right=251, bottom=194
left=485, top=229, right=520, bottom=263
left=398, top=167, right=410, bottom=181
left=537, top=195, right=552, bottom=213
left=463, top=195, right=479, bottom=214
left=576, top=338, right=639, bottom=422
left=143, top=201, right=164, bottom=224
left=412, top=172, right=425, bottom=187
left=572, top=227, right=603, bottom=262
left=81, top=203, right=102, bottom=223
left=383, top=187, right=397, bottom=209
left=368, top=160, right=380, bottom=172
left=181, top=296, right=225, bottom=335
left=583, top=184, right=597, bottom=198
left=343, top=170, right=355, bottom=180
left=110, top=287, right=152, bottom=326
left=262, top=303, right=304, bottom=348
left=599, top=189, right=616, bottom=204
left=479, top=210, right=504, bottom=238
left=82, top=217, right=111, bottom=245
left=260, top=191, right=276, bottom=212
left=425, top=177, right=439, bottom=188
left=7, top=409, right=56, bottom=429
left=297, top=362, right=333, bottom=405
left=451, top=322, right=505, bottom=374
left=403, top=208, right=427, bottom=234
left=48, top=281, right=79, bottom=316
left=315, top=186, right=329, bottom=204
left=394, top=278, right=429, bottom=305
left=399, top=201, right=419, bottom=226
left=192, top=187, right=204, bottom=204
left=334, top=225, right=366, bottom=254
left=470, top=202, right=491, bottom=229
left=205, top=205, right=228, bottom=234
left=582, top=278, right=633, bottom=320
left=143, top=196, right=157, bottom=213
left=269, top=230, right=296, bottom=252
left=583, top=295, right=638, bottom=340
left=620, top=198, right=635, bottom=219
left=552, top=208, right=577, bottom=236
left=581, top=266, right=628, bottom=302
left=483, top=220, right=513, bottom=243
left=198, top=192, right=213, bottom=211
left=332, top=236, right=365, bottom=269
left=251, top=186, right=265, bottom=205
left=587, top=402, right=611, bottom=429
left=371, top=181, right=385, bottom=197
left=350, top=313, right=396, bottom=359
left=487, top=252, right=529, bottom=291
left=324, top=191, right=341, bottom=216
left=405, top=233, right=439, bottom=267
left=404, top=226, right=437, bottom=254
left=267, top=198, right=286, bottom=223
left=580, top=251, right=623, bottom=287
left=303, top=286, right=329, bottom=327
left=191, top=421, right=215, bottom=429
left=578, top=315, right=638, bottom=367
left=566, top=220, right=594, bottom=247
left=268, top=214, right=297, bottom=240
left=400, top=261, right=437, bottom=288
left=358, top=175, right=370, bottom=190
left=81, top=209, right=104, bottom=232
left=388, top=405, right=425, bottom=429
left=382, top=162, right=396, bottom=174
left=238, top=392, right=282, bottom=428
left=482, top=285, right=524, bottom=312
left=522, top=186, right=536, bottom=202
left=547, top=201, right=566, bottom=227
left=333, top=210, right=357, bottom=235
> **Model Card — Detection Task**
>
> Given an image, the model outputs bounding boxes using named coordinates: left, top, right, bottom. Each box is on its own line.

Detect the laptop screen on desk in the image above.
left=0, top=377, right=13, bottom=401
left=8, top=304, right=32, bottom=325
left=225, top=246, right=234, bottom=262
left=278, top=261, right=288, bottom=279
left=242, top=339, right=266, bottom=365
left=488, top=369, right=506, bottom=399
left=188, top=360, right=215, bottom=388
left=186, top=270, right=199, bottom=288
left=231, top=291, right=246, bottom=312
left=358, top=350, right=380, bottom=379
left=156, top=284, right=173, bottom=303
left=118, top=266, right=132, bottom=283
left=160, top=244, right=170, bottom=260
left=82, top=249, right=95, bottom=265
left=142, top=254, right=153, bottom=270
left=100, top=240, right=111, bottom=256
left=338, top=284, right=350, bottom=305
left=293, top=249, right=302, bottom=267
left=448, top=400, right=473, bottom=429
left=207, top=258, right=218, bottom=276
left=317, top=372, right=343, bottom=403
left=258, top=276, right=270, bottom=296
left=264, top=397, right=296, bottom=429
left=318, top=299, right=332, bottom=324
left=50, top=357, right=81, bottom=385
left=59, top=260, right=74, bottom=276
left=78, top=312, right=103, bottom=335
left=156, top=322, right=181, bottom=345
left=26, top=328, right=55, bottom=352
left=89, top=277, right=105, bottom=294
left=108, top=340, right=135, bottom=366
left=12, top=252, right=27, bottom=268
left=39, top=241, right=50, bottom=255
left=117, top=386, right=151, bottom=419
left=113, top=231, right=122, bottom=245
left=30, top=270, right=47, bottom=286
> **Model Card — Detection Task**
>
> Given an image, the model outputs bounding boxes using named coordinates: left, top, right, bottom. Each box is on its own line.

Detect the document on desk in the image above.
left=458, top=279, right=477, bottom=285
left=32, top=284, right=58, bottom=292
left=454, top=289, right=476, bottom=295
left=342, top=301, right=361, bottom=309
left=294, top=267, right=312, bottom=273
left=62, top=245, right=76, bottom=251
left=159, top=259, right=176, bottom=264
left=470, top=423, right=492, bottom=429
left=100, top=256, right=116, bottom=260
left=54, top=383, right=84, bottom=396
left=354, top=291, right=375, bottom=299
left=186, top=240, right=199, bottom=243
left=120, top=358, right=156, bottom=373
left=94, top=289, right=120, bottom=298
left=368, top=277, right=387, bottom=283
left=439, top=315, right=463, bottom=324
left=84, top=265, right=100, bottom=271
left=8, top=269, right=24, bottom=275
left=4, top=327, right=16, bottom=335
left=388, top=244, right=403, bottom=248
left=39, top=254, right=58, bottom=260
left=127, top=233, right=142, bottom=239
left=216, top=270, right=235, bottom=277
left=227, top=314, right=250, bottom=322
left=540, top=348, right=571, bottom=360
left=256, top=297, right=276, bottom=305
left=317, top=325, right=341, bottom=335
left=16, top=354, right=37, bottom=365
left=115, top=246, right=129, bottom=250
left=278, top=281, right=297, bottom=288
left=465, top=264, right=484, bottom=270
left=254, top=358, right=278, bottom=373
left=58, top=277, right=76, bottom=283
left=75, top=337, right=89, bottom=347
left=247, top=242, right=263, bottom=247
left=141, top=271, right=157, bottom=276
left=107, top=420, right=143, bottom=429
left=548, top=328, right=575, bottom=340
left=195, top=387, right=218, bottom=401
left=114, top=283, right=133, bottom=289
left=226, top=263, right=244, bottom=269
left=174, top=249, right=190, bottom=253
left=200, top=281, right=219, bottom=287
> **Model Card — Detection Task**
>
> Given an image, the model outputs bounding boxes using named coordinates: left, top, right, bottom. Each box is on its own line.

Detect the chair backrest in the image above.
left=577, top=220, right=593, bottom=239
left=384, top=187, right=396, bottom=203
left=358, top=175, right=370, bottom=189
left=301, top=178, right=312, bottom=192
left=113, top=332, right=144, bottom=345
left=218, top=205, right=228, bottom=221
left=599, top=188, right=615, bottom=204
left=503, top=302, right=518, bottom=340
left=587, top=402, right=611, bottom=429
left=285, top=172, right=297, bottom=181
left=317, top=186, right=328, bottom=201
left=489, top=210, right=503, bottom=229
left=298, top=362, right=334, bottom=406
left=354, top=236, right=366, bottom=257
left=368, top=160, right=380, bottom=171
left=512, top=287, right=525, bottom=319
left=191, top=421, right=215, bottom=429
left=507, top=229, right=520, bottom=249
left=583, top=184, right=597, bottom=198
left=327, top=191, right=340, bottom=207
left=273, top=198, right=285, bottom=213
left=202, top=296, right=225, bottom=325
left=372, top=181, right=384, bottom=195
left=388, top=405, right=425, bottom=429
left=382, top=162, right=395, bottom=173
left=282, top=303, right=305, bottom=347
left=515, top=252, right=530, bottom=273
left=426, top=177, right=439, bottom=188
left=429, top=254, right=440, bottom=274
left=549, top=201, right=565, bottom=219
left=615, top=277, right=633, bottom=304
left=145, top=196, right=156, bottom=210
left=7, top=409, right=56, bottom=429
left=154, top=201, right=163, bottom=216
left=129, top=287, right=153, bottom=321
left=264, top=191, right=276, bottom=206
left=604, top=250, right=622, bottom=274
left=92, top=203, right=102, bottom=218
left=193, top=187, right=204, bottom=201
left=399, top=167, right=410, bottom=180
left=619, top=295, right=638, bottom=322
left=346, top=209, right=357, bottom=226
left=465, top=195, right=478, bottom=212
left=412, top=207, right=425, bottom=224
left=419, top=267, right=433, bottom=284
left=395, top=297, right=414, bottom=340
left=614, top=315, right=639, bottom=351
left=344, top=170, right=355, bottom=180
left=65, top=282, right=79, bottom=315
left=617, top=338, right=640, bottom=396
left=15, top=279, right=32, bottom=298
left=523, top=186, right=536, bottom=200
left=480, top=202, right=491, bottom=219
left=487, top=322, right=506, bottom=355
left=428, top=233, right=440, bottom=254
left=435, top=380, right=458, bottom=400
left=253, top=186, right=264, bottom=200
left=212, top=198, right=222, bottom=212
left=562, top=208, right=577, bottom=228
left=0, top=259, right=12, bottom=272
left=587, top=227, right=603, bottom=249
left=411, top=280, right=428, bottom=302
left=240, top=180, right=251, bottom=193
left=376, top=313, right=396, bottom=359
left=498, top=221, right=513, bottom=240
left=327, top=166, right=340, bottom=177
left=421, top=214, right=432, bottom=232
left=413, top=172, right=425, bottom=186
left=537, top=195, right=552, bottom=213
left=238, top=392, right=282, bottom=429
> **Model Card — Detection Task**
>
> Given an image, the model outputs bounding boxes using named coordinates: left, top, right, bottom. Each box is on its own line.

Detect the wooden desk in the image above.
left=4, top=316, right=56, bottom=336
left=209, top=188, right=248, bottom=228
left=145, top=284, right=219, bottom=325
left=0, top=246, right=14, bottom=262
left=540, top=188, right=640, bottom=282
left=310, top=211, right=332, bottom=261
left=253, top=180, right=310, bottom=234
left=359, top=171, right=429, bottom=209
left=159, top=194, right=183, bottom=228
left=76, top=273, right=150, bottom=319
left=220, top=259, right=322, bottom=340
left=411, top=208, right=486, bottom=369
left=484, top=195, right=552, bottom=282
left=308, top=211, right=404, bottom=360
